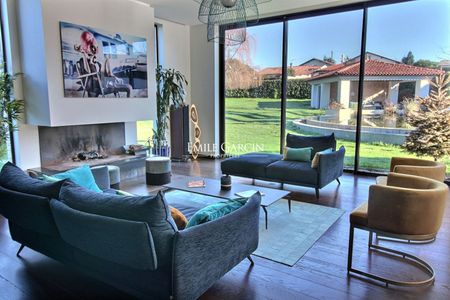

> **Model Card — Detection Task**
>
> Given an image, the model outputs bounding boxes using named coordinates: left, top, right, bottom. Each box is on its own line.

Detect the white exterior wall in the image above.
left=338, top=80, right=351, bottom=108
left=311, top=84, right=320, bottom=108
left=320, top=83, right=331, bottom=109
left=388, top=81, right=400, bottom=105
left=415, top=79, right=430, bottom=98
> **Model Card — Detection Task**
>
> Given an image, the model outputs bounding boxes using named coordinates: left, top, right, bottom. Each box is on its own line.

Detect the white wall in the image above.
left=16, top=0, right=156, bottom=127
left=8, top=0, right=158, bottom=168
left=155, top=18, right=191, bottom=104
left=189, top=24, right=219, bottom=156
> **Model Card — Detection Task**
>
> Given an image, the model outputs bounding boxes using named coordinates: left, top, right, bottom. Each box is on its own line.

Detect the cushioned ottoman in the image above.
left=146, top=157, right=171, bottom=185
left=221, top=152, right=282, bottom=179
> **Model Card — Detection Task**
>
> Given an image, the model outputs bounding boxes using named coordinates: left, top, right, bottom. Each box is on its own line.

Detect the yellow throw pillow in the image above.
left=170, top=206, right=188, bottom=230
left=311, top=148, right=333, bottom=168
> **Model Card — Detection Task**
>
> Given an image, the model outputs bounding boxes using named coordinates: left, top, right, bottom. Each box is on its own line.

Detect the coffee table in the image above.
left=165, top=174, right=291, bottom=229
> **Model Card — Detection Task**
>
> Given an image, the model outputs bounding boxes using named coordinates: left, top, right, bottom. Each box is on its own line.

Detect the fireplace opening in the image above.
left=38, top=123, right=126, bottom=170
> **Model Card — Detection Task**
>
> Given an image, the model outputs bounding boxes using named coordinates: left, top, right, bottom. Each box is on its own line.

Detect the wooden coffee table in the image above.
left=165, top=174, right=291, bottom=229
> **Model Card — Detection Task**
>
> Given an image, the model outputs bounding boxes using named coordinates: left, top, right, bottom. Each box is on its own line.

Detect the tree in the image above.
left=401, top=51, right=415, bottom=65
left=413, top=59, right=439, bottom=69
left=403, top=74, right=450, bottom=160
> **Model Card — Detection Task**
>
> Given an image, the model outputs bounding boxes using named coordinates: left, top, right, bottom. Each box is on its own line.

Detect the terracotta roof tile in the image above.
left=310, top=60, right=444, bottom=81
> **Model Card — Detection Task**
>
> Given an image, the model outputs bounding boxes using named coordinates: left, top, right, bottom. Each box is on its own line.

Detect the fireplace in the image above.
left=38, top=123, right=126, bottom=170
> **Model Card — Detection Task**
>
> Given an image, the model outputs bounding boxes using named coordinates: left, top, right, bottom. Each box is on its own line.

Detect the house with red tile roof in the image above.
left=259, top=58, right=329, bottom=80
left=308, top=57, right=444, bottom=109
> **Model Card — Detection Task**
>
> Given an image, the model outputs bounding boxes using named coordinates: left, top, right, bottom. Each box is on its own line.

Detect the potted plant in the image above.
left=152, top=65, right=188, bottom=157
left=0, top=71, right=24, bottom=163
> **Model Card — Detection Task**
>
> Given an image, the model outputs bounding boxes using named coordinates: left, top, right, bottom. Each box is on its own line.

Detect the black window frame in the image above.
left=219, top=0, right=417, bottom=175
left=155, top=24, right=160, bottom=66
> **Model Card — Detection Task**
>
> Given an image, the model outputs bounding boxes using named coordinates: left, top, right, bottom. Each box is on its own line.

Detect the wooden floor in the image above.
left=1, top=159, right=449, bottom=299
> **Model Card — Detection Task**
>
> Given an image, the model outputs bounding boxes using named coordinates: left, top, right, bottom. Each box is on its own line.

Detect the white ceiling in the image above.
left=144, top=0, right=371, bottom=25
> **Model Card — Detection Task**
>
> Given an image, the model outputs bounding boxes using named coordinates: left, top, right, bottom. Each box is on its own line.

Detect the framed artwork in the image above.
left=60, top=21, right=148, bottom=98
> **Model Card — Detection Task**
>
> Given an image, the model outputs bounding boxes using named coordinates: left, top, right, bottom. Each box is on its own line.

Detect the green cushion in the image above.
left=283, top=147, right=313, bottom=162
left=311, top=148, right=333, bottom=168
left=116, top=190, right=135, bottom=196
left=43, top=165, right=102, bottom=193
left=186, top=198, right=248, bottom=228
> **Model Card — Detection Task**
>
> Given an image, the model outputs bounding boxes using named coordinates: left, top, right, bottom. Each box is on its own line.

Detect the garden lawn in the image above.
left=225, top=97, right=450, bottom=174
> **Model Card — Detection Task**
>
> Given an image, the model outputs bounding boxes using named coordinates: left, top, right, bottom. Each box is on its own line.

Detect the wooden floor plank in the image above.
left=0, top=158, right=448, bottom=299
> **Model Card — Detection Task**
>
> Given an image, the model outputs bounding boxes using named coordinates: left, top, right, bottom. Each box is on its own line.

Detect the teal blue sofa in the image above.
left=221, top=133, right=345, bottom=198
left=0, top=163, right=261, bottom=300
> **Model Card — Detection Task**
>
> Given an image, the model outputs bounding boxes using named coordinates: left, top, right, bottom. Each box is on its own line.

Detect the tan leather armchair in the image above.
left=376, top=157, right=447, bottom=185
left=348, top=172, right=448, bottom=287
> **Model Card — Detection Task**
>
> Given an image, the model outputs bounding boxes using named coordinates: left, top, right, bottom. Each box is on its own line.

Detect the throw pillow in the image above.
left=116, top=190, right=135, bottom=196
left=0, top=162, right=65, bottom=199
left=186, top=198, right=248, bottom=228
left=311, top=148, right=333, bottom=168
left=283, top=147, right=313, bottom=162
left=49, top=165, right=102, bottom=193
left=170, top=206, right=188, bottom=230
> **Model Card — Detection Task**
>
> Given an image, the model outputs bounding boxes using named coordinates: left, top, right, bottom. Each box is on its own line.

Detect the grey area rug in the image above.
left=254, top=199, right=344, bottom=266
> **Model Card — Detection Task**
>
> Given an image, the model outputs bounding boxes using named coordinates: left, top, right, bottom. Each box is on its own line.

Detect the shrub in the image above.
left=226, top=79, right=311, bottom=99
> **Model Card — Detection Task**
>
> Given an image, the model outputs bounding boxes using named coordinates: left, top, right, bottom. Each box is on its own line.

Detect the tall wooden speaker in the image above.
left=170, top=105, right=190, bottom=161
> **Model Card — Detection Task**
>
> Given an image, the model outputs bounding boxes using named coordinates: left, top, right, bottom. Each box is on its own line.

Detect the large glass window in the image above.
left=286, top=10, right=363, bottom=169
left=221, top=0, right=449, bottom=179
left=0, top=20, right=10, bottom=167
left=360, top=0, right=450, bottom=175
left=224, top=22, right=283, bottom=155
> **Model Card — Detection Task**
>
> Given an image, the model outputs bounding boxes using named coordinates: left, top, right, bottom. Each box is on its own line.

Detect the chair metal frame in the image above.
left=347, top=224, right=435, bottom=287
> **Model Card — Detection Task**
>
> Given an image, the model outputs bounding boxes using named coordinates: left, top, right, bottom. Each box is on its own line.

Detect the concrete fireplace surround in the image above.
left=37, top=123, right=147, bottom=179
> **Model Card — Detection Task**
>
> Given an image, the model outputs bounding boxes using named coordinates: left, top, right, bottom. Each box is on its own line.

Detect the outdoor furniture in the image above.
left=348, top=172, right=448, bottom=287
left=221, top=133, right=345, bottom=199
left=165, top=174, right=290, bottom=230
left=376, top=157, right=447, bottom=185
left=146, top=156, right=171, bottom=185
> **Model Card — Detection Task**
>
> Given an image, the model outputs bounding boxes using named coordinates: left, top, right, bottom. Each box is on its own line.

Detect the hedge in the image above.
left=226, top=79, right=311, bottom=99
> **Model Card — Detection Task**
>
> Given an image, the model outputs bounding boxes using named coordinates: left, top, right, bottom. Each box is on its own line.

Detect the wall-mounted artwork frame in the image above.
left=60, top=21, right=148, bottom=98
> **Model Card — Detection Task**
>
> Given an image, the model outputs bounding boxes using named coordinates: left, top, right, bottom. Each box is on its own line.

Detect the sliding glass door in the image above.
left=286, top=10, right=363, bottom=169
left=360, top=0, right=450, bottom=175
left=224, top=23, right=283, bottom=155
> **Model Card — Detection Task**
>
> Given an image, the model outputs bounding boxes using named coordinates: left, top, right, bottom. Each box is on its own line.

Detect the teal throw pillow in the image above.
left=283, top=147, right=313, bottom=162
left=186, top=197, right=248, bottom=228
left=43, top=165, right=102, bottom=193
left=311, top=148, right=333, bottom=168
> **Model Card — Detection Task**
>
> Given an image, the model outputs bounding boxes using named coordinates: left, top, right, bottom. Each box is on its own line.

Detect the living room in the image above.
left=0, top=0, right=449, bottom=299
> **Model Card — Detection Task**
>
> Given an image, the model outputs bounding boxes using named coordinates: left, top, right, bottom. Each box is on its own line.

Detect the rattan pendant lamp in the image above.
left=194, top=0, right=271, bottom=45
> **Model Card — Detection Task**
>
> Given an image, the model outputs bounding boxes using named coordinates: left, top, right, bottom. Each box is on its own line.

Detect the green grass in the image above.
left=225, top=97, right=450, bottom=174
left=137, top=120, right=154, bottom=144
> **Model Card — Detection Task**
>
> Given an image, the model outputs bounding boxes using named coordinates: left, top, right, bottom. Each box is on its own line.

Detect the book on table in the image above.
left=187, top=180, right=206, bottom=188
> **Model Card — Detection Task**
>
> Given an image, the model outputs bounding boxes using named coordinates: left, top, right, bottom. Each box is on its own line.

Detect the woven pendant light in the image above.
left=194, top=0, right=271, bottom=45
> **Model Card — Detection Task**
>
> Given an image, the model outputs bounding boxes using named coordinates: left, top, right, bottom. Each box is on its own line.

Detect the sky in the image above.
left=231, top=0, right=450, bottom=69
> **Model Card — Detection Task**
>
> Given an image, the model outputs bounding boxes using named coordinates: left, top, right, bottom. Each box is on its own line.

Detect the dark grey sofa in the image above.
left=0, top=163, right=261, bottom=300
left=221, top=133, right=345, bottom=198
